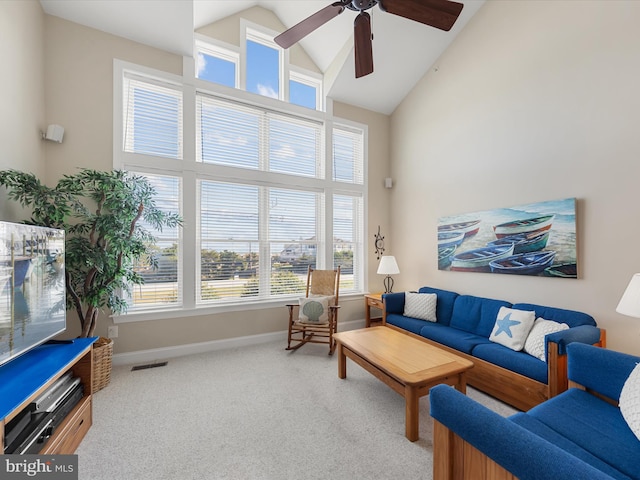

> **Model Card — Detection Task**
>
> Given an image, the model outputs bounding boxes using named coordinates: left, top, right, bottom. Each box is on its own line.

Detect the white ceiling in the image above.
left=39, top=0, right=484, bottom=115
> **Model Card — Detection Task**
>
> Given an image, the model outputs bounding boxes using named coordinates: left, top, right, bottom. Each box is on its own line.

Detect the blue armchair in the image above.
left=430, top=343, right=640, bottom=480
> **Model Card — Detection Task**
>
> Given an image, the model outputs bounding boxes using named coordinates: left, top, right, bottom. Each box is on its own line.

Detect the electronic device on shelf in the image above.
left=0, top=221, right=67, bottom=368
left=4, top=372, right=83, bottom=454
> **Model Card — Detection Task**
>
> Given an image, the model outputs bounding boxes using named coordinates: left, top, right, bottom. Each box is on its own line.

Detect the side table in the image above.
left=364, top=293, right=385, bottom=327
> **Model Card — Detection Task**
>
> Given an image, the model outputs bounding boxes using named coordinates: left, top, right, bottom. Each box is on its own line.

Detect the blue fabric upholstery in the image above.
left=528, top=388, right=640, bottom=479
left=382, top=292, right=405, bottom=315
left=512, top=302, right=596, bottom=328
left=472, top=343, right=548, bottom=383
left=545, top=324, right=602, bottom=355
left=385, top=313, right=431, bottom=335
left=429, top=385, right=614, bottom=480
left=419, top=323, right=491, bottom=354
left=417, top=286, right=458, bottom=326
left=509, top=413, right=633, bottom=480
left=450, top=295, right=512, bottom=337
left=567, top=343, right=639, bottom=402
left=382, top=286, right=600, bottom=386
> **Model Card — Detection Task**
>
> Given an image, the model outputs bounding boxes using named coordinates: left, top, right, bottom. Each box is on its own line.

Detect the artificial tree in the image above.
left=0, top=169, right=181, bottom=337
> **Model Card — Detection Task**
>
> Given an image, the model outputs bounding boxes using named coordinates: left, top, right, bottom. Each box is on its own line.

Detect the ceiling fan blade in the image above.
left=379, top=0, right=464, bottom=32
left=354, top=12, right=374, bottom=78
left=274, top=2, right=346, bottom=49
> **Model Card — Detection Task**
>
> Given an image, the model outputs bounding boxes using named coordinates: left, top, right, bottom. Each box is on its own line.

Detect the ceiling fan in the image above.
left=274, top=0, right=464, bottom=79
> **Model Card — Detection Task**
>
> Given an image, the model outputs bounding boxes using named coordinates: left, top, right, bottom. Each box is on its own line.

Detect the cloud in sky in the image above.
left=257, top=83, right=278, bottom=99
left=197, top=53, right=207, bottom=76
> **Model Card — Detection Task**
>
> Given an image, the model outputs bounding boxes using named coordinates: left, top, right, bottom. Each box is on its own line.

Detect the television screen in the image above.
left=0, top=221, right=66, bottom=367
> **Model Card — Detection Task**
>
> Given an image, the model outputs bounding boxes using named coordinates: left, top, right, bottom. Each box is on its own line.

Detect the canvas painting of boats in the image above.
left=438, top=198, right=577, bottom=278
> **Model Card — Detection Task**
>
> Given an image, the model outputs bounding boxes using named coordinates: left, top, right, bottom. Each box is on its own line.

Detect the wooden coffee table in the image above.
left=333, top=326, right=474, bottom=442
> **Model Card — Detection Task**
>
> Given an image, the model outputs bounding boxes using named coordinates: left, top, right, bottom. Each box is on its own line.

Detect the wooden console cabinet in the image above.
left=0, top=337, right=96, bottom=454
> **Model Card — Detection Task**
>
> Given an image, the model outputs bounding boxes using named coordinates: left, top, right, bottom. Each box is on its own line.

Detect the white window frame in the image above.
left=194, top=35, right=240, bottom=88
left=113, top=58, right=367, bottom=323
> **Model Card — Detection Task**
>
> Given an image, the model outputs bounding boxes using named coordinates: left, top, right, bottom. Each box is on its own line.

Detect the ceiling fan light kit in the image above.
left=274, top=0, right=464, bottom=78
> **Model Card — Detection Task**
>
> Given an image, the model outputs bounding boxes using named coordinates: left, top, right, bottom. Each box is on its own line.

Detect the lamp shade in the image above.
left=616, top=274, right=640, bottom=318
left=377, top=256, right=400, bottom=275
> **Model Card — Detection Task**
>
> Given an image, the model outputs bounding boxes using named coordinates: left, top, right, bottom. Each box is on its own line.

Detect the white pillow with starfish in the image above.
left=489, top=306, right=536, bottom=351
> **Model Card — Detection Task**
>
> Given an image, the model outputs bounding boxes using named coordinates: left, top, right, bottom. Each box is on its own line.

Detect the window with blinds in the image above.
left=197, top=94, right=323, bottom=177
left=333, top=194, right=363, bottom=293
left=129, top=172, right=182, bottom=309
left=123, top=73, right=183, bottom=159
left=115, top=62, right=366, bottom=315
left=333, top=125, right=364, bottom=184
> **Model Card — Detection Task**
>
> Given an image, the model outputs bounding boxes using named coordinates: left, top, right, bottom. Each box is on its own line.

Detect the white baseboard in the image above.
left=113, top=319, right=366, bottom=367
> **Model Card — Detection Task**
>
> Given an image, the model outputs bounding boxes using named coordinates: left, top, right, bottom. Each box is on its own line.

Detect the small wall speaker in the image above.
left=44, top=124, right=64, bottom=143
left=384, top=177, right=393, bottom=189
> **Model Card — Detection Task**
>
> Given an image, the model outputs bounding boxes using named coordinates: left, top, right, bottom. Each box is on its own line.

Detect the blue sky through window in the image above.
left=290, top=80, right=316, bottom=109
left=197, top=53, right=235, bottom=87
left=247, top=40, right=279, bottom=99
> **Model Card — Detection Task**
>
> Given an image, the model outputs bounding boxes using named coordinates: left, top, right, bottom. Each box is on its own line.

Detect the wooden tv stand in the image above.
left=0, top=337, right=97, bottom=454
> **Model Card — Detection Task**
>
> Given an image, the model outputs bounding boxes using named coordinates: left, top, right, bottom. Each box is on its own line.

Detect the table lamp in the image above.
left=616, top=273, right=640, bottom=317
left=377, top=255, right=399, bottom=293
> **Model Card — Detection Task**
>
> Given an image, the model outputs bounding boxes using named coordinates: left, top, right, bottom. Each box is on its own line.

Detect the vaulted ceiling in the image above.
left=39, top=0, right=484, bottom=115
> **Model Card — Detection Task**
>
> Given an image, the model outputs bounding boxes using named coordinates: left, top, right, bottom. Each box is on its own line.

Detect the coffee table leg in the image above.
left=405, top=385, right=419, bottom=442
left=337, top=343, right=346, bottom=379
left=455, top=373, right=467, bottom=394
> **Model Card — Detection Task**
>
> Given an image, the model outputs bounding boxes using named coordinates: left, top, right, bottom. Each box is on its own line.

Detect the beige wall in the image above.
left=0, top=0, right=45, bottom=221
left=29, top=11, right=389, bottom=353
left=390, top=0, right=640, bottom=355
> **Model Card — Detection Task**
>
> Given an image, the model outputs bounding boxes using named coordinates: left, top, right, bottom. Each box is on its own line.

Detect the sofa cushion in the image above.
left=528, top=388, right=640, bottom=479
left=420, top=323, right=492, bottom=354
left=489, top=306, right=536, bottom=351
left=620, top=362, right=640, bottom=442
left=512, top=303, right=596, bottom=328
left=523, top=318, right=569, bottom=361
left=385, top=313, right=432, bottom=335
left=403, top=292, right=437, bottom=322
left=418, top=286, right=458, bottom=326
left=450, top=295, right=512, bottom=337
left=472, top=343, right=548, bottom=383
left=509, top=413, right=634, bottom=480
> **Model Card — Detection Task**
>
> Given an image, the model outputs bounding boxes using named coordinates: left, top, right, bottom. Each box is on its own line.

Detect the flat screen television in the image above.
left=0, top=221, right=66, bottom=367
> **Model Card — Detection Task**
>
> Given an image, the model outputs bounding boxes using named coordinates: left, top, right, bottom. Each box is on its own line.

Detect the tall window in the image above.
left=130, top=173, right=182, bottom=309
left=195, top=27, right=322, bottom=110
left=115, top=60, right=365, bottom=317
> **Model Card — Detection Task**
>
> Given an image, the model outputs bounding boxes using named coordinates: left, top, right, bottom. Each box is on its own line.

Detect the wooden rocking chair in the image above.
left=286, top=266, right=341, bottom=355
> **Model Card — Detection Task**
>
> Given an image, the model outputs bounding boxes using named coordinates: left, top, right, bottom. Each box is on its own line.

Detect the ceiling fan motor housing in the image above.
left=346, top=0, right=378, bottom=12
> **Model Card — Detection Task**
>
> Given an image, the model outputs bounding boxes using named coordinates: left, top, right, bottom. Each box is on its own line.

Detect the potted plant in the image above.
left=0, top=168, right=181, bottom=390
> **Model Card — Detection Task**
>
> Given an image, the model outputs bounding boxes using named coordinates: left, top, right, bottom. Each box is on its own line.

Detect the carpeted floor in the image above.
left=76, top=340, right=516, bottom=480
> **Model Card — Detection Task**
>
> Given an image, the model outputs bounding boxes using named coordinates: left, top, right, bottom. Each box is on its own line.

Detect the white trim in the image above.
left=112, top=318, right=366, bottom=367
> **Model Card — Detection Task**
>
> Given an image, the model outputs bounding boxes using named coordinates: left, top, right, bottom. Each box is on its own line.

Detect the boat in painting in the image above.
left=493, top=215, right=555, bottom=239
left=438, top=246, right=457, bottom=269
left=544, top=262, right=577, bottom=278
left=437, top=219, right=481, bottom=238
left=0, top=256, right=33, bottom=288
left=438, top=231, right=465, bottom=249
left=486, top=231, right=550, bottom=254
left=450, top=245, right=515, bottom=273
left=489, top=251, right=556, bottom=275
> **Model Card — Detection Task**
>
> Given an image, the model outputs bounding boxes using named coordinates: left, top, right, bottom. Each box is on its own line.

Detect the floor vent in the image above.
left=131, top=361, right=168, bottom=371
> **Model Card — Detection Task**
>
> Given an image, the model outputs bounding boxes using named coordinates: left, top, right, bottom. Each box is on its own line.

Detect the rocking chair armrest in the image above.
left=329, top=305, right=340, bottom=310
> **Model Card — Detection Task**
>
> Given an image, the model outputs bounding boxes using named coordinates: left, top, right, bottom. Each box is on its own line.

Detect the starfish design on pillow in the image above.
left=495, top=313, right=521, bottom=338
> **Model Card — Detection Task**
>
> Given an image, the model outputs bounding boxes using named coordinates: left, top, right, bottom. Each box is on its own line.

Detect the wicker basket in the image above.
left=92, top=336, right=114, bottom=393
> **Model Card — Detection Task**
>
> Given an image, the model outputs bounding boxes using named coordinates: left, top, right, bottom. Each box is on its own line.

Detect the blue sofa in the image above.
left=430, top=343, right=640, bottom=480
left=383, top=286, right=605, bottom=410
